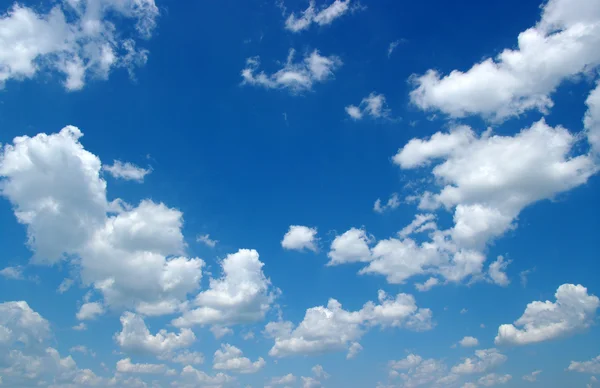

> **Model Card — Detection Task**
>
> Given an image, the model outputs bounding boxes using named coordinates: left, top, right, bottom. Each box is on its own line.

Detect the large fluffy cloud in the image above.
left=329, top=119, right=597, bottom=287
left=0, top=0, right=158, bottom=90
left=265, top=290, right=432, bottom=357
left=0, top=127, right=205, bottom=314
left=241, top=49, right=342, bottom=93
left=495, top=284, right=599, bottom=346
left=410, top=0, right=600, bottom=120
left=172, top=249, right=278, bottom=328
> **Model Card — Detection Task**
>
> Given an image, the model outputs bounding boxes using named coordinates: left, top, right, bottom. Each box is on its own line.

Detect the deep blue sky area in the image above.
left=0, top=0, right=599, bottom=387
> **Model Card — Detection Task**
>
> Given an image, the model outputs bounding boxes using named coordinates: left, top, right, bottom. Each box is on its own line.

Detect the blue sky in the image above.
left=0, top=0, right=599, bottom=387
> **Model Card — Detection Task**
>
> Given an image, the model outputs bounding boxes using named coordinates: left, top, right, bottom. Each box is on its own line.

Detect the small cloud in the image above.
left=523, top=370, right=542, bottom=382
left=387, top=39, right=405, bottom=58
left=73, top=322, right=87, bottom=331
left=458, top=336, right=479, bottom=347
left=70, top=345, right=89, bottom=354
left=415, top=277, right=439, bottom=292
left=374, top=193, right=400, bottom=213
left=520, top=267, right=535, bottom=287
left=281, top=225, right=319, bottom=252
left=210, top=325, right=233, bottom=339
left=0, top=266, right=24, bottom=280
left=57, top=278, right=74, bottom=294
left=103, top=160, right=152, bottom=182
left=346, top=92, right=392, bottom=121
left=197, top=234, right=218, bottom=248
left=460, top=308, right=468, bottom=314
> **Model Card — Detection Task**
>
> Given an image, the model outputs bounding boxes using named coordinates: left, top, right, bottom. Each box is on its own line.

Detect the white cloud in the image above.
left=388, top=354, right=450, bottom=387
left=213, top=344, right=266, bottom=374
left=459, top=336, right=479, bottom=348
left=281, top=225, right=319, bottom=252
left=210, top=325, right=233, bottom=339
left=180, top=366, right=235, bottom=386
left=302, top=376, right=322, bottom=388
left=172, top=249, right=277, bottom=328
left=327, top=227, right=373, bottom=265
left=166, top=350, right=205, bottom=365
left=69, top=345, right=89, bottom=354
left=347, top=342, right=363, bottom=359
left=76, top=302, right=104, bottom=321
left=0, top=0, right=158, bottom=90
left=284, top=0, right=353, bottom=32
left=0, top=127, right=206, bottom=313
left=451, top=348, right=507, bottom=375
left=488, top=256, right=510, bottom=287
left=374, top=193, right=400, bottom=214
left=115, top=311, right=196, bottom=356
left=197, top=234, right=218, bottom=248
left=72, top=322, right=87, bottom=331
left=116, top=358, right=166, bottom=374
left=495, top=284, right=599, bottom=346
left=242, top=49, right=342, bottom=93
left=415, top=277, right=440, bottom=292
left=478, top=373, right=512, bottom=386
left=266, top=290, right=432, bottom=357
left=345, top=93, right=391, bottom=120
left=269, top=373, right=296, bottom=385
left=410, top=0, right=600, bottom=120
left=103, top=160, right=151, bottom=182
left=568, top=355, right=600, bottom=374
left=519, top=268, right=535, bottom=287
left=523, top=370, right=542, bottom=382
left=312, top=364, right=330, bottom=379
left=0, top=266, right=24, bottom=280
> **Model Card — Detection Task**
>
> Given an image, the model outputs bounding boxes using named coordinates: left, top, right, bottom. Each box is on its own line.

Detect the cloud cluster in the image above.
left=265, top=290, right=432, bottom=357
left=0, top=0, right=158, bottom=90
left=213, top=344, right=266, bottom=374
left=328, top=119, right=597, bottom=287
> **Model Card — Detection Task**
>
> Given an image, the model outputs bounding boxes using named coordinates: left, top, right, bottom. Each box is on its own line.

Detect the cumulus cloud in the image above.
left=115, top=312, right=195, bottom=356
left=568, top=355, right=600, bottom=374
left=388, top=354, right=450, bottom=387
left=459, top=336, right=479, bottom=348
left=165, top=350, right=205, bottom=365
left=585, top=81, right=600, bottom=155
left=180, top=365, right=235, bottom=386
left=495, top=284, right=599, bottom=346
left=410, top=0, right=600, bottom=120
left=0, top=301, right=110, bottom=387
left=269, top=373, right=296, bottom=385
left=213, top=344, right=266, bottom=374
left=487, top=256, right=510, bottom=287
left=103, top=160, right=151, bottom=182
left=451, top=348, right=507, bottom=375
left=210, top=325, right=233, bottom=339
left=0, top=126, right=206, bottom=314
left=172, top=249, right=278, bottom=328
left=265, top=290, right=432, bottom=357
left=281, top=225, right=319, bottom=252
left=0, top=0, right=158, bottom=90
left=284, top=0, right=354, bottom=32
left=415, top=277, right=440, bottom=292
left=327, top=227, right=373, bottom=265
left=241, top=49, right=342, bottom=93
left=346, top=93, right=392, bottom=120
